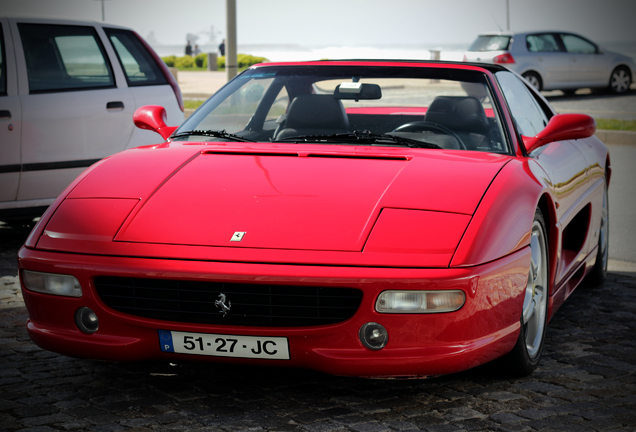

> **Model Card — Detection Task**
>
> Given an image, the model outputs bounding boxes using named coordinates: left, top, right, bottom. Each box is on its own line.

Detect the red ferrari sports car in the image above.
left=18, top=60, right=609, bottom=378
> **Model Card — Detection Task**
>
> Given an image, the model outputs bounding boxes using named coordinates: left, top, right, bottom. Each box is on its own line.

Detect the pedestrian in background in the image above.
left=185, top=40, right=192, bottom=56
left=218, top=39, right=225, bottom=56
left=193, top=44, right=201, bottom=56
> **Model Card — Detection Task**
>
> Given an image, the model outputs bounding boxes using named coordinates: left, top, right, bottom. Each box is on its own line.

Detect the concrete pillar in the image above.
left=226, top=0, right=237, bottom=81
left=168, top=67, right=178, bottom=81
left=207, top=53, right=218, bottom=71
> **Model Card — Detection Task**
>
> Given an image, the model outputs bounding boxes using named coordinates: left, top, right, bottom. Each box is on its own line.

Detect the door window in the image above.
left=496, top=71, right=549, bottom=138
left=18, top=24, right=115, bottom=93
left=526, top=34, right=561, bottom=53
left=105, top=28, right=167, bottom=86
left=561, top=34, right=597, bottom=54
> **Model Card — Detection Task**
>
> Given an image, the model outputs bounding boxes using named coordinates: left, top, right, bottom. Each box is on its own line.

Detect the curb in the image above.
left=594, top=129, right=636, bottom=145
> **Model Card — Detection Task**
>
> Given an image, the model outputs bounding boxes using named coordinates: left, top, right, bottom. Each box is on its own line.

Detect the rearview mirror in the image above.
left=334, top=83, right=382, bottom=100
left=133, top=105, right=178, bottom=141
left=522, top=113, right=596, bottom=154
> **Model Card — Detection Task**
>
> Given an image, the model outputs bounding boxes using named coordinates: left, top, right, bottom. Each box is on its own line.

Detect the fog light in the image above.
left=359, top=322, right=388, bottom=350
left=21, top=270, right=82, bottom=297
left=75, top=307, right=99, bottom=334
left=376, top=290, right=465, bottom=313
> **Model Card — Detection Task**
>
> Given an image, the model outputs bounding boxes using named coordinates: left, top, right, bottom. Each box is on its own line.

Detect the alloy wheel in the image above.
left=522, top=219, right=548, bottom=359
left=610, top=68, right=631, bottom=94
left=523, top=73, right=541, bottom=91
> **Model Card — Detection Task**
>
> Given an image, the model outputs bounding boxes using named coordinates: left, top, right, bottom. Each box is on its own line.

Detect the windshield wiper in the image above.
left=274, top=130, right=441, bottom=149
left=171, top=129, right=255, bottom=142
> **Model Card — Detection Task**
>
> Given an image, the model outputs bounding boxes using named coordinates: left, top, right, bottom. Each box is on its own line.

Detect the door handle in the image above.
left=0, top=110, right=11, bottom=119
left=106, top=101, right=125, bottom=110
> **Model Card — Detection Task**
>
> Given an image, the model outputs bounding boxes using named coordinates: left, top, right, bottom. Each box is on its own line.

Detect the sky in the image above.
left=1, top=0, right=635, bottom=51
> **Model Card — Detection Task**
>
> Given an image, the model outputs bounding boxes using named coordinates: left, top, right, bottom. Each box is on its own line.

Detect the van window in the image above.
left=18, top=24, right=115, bottom=93
left=0, top=24, right=6, bottom=96
left=105, top=28, right=167, bottom=86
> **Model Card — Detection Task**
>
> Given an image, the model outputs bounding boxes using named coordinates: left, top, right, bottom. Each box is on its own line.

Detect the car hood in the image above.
left=37, top=143, right=511, bottom=265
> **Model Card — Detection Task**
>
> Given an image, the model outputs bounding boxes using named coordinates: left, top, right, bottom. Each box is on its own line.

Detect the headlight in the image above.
left=376, top=290, right=465, bottom=313
left=21, top=270, right=82, bottom=297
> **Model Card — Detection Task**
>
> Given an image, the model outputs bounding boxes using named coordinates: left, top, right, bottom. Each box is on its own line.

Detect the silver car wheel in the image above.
left=610, top=68, right=631, bottom=94
left=523, top=72, right=541, bottom=91
left=522, top=219, right=548, bottom=359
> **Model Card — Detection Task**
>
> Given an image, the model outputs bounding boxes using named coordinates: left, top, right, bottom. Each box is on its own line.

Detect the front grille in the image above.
left=94, top=276, right=363, bottom=327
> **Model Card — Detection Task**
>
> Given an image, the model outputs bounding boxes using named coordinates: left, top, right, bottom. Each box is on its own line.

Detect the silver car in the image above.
left=463, top=31, right=634, bottom=94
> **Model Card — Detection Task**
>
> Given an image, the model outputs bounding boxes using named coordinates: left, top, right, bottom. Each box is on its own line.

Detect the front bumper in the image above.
left=18, top=246, right=529, bottom=377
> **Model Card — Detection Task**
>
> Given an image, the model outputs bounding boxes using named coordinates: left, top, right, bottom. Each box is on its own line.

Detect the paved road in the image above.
left=544, top=87, right=636, bottom=121
left=177, top=72, right=636, bottom=121
left=1, top=272, right=635, bottom=431
left=607, top=143, right=636, bottom=264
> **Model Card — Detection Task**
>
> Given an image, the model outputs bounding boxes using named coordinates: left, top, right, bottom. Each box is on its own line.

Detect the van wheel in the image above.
left=499, top=208, right=549, bottom=377
left=522, top=72, right=542, bottom=91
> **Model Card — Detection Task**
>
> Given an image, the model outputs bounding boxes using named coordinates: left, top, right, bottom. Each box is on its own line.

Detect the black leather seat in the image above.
left=274, top=94, right=350, bottom=140
left=424, top=96, right=490, bottom=150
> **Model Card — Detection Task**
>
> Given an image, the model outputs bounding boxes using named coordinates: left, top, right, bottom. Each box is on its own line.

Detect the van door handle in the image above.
left=106, top=101, right=125, bottom=110
left=0, top=110, right=11, bottom=119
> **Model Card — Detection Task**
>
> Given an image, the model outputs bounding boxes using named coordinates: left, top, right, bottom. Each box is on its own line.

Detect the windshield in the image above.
left=468, top=35, right=512, bottom=52
left=177, top=65, right=509, bottom=154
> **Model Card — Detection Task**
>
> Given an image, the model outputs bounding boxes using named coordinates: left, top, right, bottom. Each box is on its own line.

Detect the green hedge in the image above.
left=217, top=54, right=269, bottom=69
left=174, top=55, right=195, bottom=68
left=162, top=53, right=268, bottom=71
left=194, top=53, right=206, bottom=68
left=161, top=55, right=176, bottom=67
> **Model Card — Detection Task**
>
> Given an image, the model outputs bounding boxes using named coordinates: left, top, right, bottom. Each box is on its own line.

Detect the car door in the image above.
left=9, top=18, right=135, bottom=202
left=103, top=26, right=184, bottom=148
left=495, top=71, right=592, bottom=283
left=559, top=33, right=606, bottom=86
left=0, top=18, right=21, bottom=204
left=524, top=33, right=569, bottom=87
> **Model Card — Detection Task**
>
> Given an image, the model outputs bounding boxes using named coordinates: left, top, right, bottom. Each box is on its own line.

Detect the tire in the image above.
left=522, top=72, right=542, bottom=92
left=499, top=208, right=549, bottom=377
left=608, top=66, right=631, bottom=94
left=585, top=179, right=609, bottom=286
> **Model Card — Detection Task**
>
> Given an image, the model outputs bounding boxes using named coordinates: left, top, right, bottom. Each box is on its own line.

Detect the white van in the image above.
left=0, top=16, right=184, bottom=223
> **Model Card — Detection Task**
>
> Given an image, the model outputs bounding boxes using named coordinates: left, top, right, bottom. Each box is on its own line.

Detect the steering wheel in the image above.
left=392, top=121, right=466, bottom=150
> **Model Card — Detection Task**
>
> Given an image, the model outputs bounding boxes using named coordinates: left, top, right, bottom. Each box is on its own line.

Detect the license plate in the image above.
left=158, top=330, right=290, bottom=360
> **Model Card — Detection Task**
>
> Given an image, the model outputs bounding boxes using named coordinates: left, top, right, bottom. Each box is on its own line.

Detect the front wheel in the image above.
left=585, top=179, right=609, bottom=286
left=608, top=67, right=631, bottom=94
left=499, top=208, right=549, bottom=377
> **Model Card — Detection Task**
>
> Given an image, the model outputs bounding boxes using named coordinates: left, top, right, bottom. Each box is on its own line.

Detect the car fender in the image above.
left=451, top=158, right=548, bottom=267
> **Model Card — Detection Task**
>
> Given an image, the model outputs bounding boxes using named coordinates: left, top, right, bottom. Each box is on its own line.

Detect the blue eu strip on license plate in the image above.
left=158, top=330, right=175, bottom=353
left=158, top=330, right=290, bottom=360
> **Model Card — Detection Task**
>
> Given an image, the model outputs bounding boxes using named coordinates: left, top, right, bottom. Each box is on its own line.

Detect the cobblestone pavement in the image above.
left=1, top=269, right=635, bottom=431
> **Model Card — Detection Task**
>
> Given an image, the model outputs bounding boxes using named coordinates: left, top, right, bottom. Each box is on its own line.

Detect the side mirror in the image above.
left=522, top=113, right=596, bottom=154
left=133, top=105, right=178, bottom=141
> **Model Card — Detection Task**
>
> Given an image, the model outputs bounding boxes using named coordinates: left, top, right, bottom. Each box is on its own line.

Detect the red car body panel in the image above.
left=17, top=60, right=610, bottom=377
left=20, top=245, right=529, bottom=377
